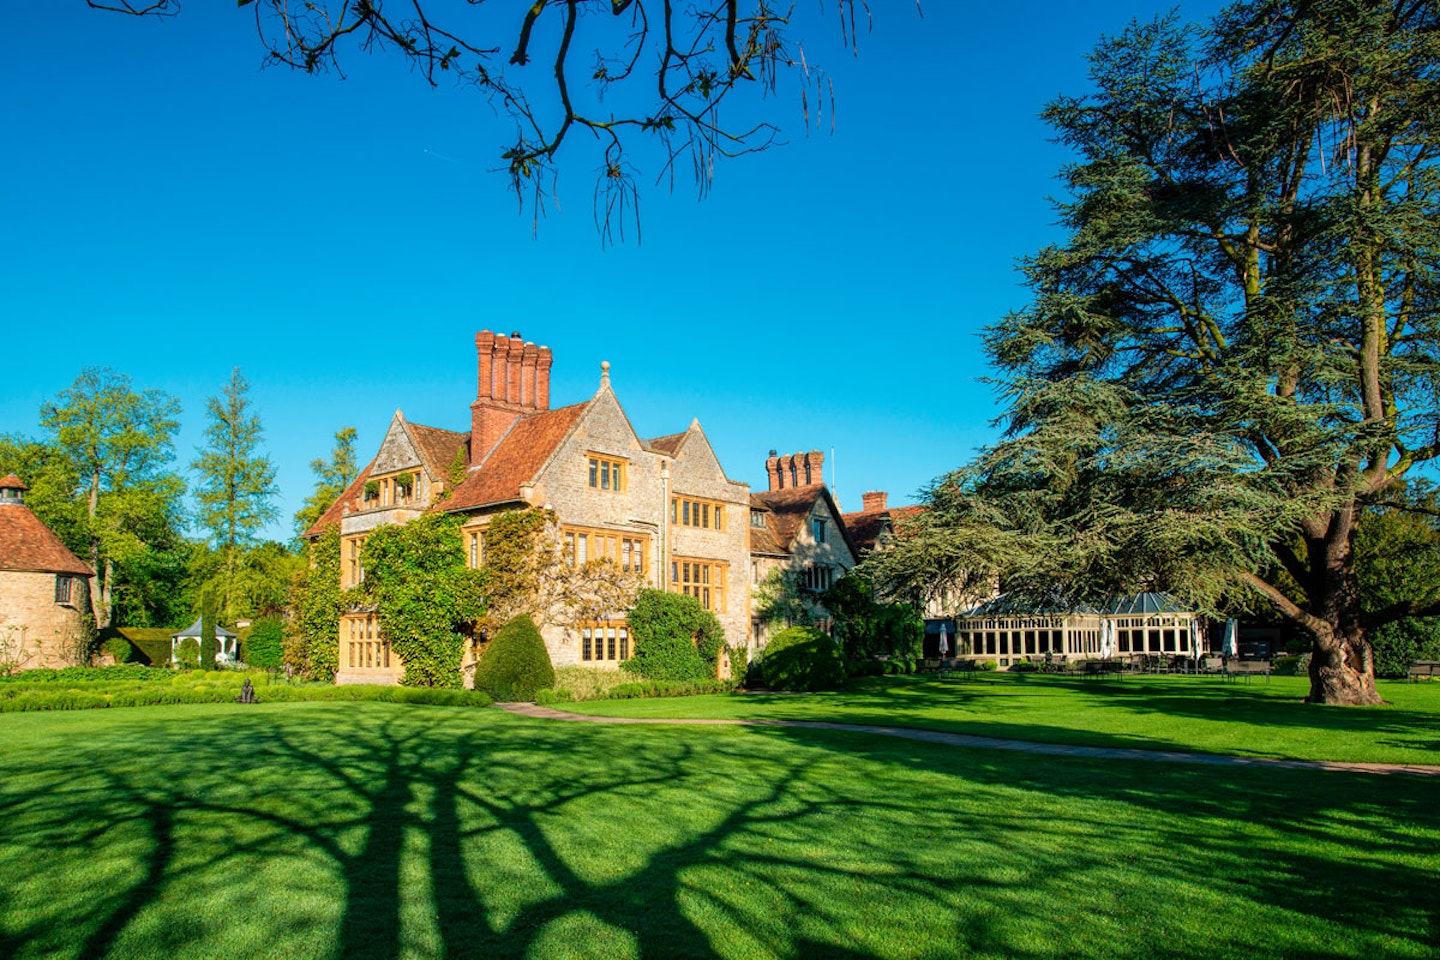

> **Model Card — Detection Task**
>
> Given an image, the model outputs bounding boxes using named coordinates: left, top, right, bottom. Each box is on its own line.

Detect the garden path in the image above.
left=497, top=703, right=1440, bottom=778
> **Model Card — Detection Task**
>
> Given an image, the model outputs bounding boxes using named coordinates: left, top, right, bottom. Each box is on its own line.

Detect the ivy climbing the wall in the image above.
left=357, top=513, right=486, bottom=687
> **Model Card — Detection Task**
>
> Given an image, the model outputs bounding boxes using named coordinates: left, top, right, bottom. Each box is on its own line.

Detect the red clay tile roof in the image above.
left=0, top=502, right=93, bottom=576
left=750, top=485, right=824, bottom=555
left=302, top=460, right=374, bottom=539
left=0, top=475, right=27, bottom=491
left=842, top=504, right=925, bottom=555
left=646, top=432, right=687, bottom=457
left=443, top=402, right=588, bottom=513
left=407, top=422, right=469, bottom=477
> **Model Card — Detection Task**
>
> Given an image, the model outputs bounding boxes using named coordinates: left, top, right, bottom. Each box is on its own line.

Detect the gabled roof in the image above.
left=302, top=459, right=375, bottom=539
left=646, top=432, right=688, bottom=457
left=444, top=402, right=589, bottom=512
left=842, top=504, right=924, bottom=555
left=0, top=497, right=93, bottom=576
left=407, top=422, right=469, bottom=478
left=749, top=483, right=858, bottom=560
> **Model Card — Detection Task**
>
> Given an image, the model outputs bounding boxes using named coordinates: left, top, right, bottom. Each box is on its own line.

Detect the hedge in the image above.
left=761, top=627, right=847, bottom=692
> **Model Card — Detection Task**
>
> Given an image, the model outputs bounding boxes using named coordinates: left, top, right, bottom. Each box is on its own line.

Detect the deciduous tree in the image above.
left=38, top=368, right=184, bottom=628
left=88, top=0, right=884, bottom=239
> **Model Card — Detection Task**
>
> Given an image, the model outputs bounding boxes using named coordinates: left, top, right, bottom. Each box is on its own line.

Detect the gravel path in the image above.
left=497, top=702, right=1440, bottom=778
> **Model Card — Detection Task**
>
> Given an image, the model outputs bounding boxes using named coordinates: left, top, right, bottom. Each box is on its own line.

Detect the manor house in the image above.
left=306, top=332, right=752, bottom=684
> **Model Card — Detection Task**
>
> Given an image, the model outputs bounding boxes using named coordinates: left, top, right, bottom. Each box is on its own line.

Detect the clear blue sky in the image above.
left=1, top=1, right=1224, bottom=542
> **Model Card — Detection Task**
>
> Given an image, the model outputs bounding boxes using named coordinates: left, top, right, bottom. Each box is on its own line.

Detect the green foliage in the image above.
left=176, top=637, right=199, bottom=665
left=0, top=668, right=492, bottom=712
left=762, top=626, right=846, bottom=692
left=294, top=427, right=358, bottom=535
left=623, top=589, right=725, bottom=681
left=821, top=576, right=924, bottom=660
left=359, top=513, right=486, bottom=688
left=545, top=665, right=735, bottom=702
left=244, top=617, right=285, bottom=668
left=28, top=367, right=185, bottom=628
left=752, top=567, right=822, bottom=628
left=478, top=508, right=557, bottom=633
left=473, top=615, right=554, bottom=701
left=893, top=3, right=1440, bottom=702
left=200, top=637, right=219, bottom=670
left=289, top=528, right=343, bottom=680
left=977, top=660, right=998, bottom=672
left=192, top=369, right=279, bottom=616
left=1356, top=487, right=1440, bottom=678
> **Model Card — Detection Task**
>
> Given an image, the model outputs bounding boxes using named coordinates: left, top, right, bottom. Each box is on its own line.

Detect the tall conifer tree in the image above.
left=193, top=368, right=278, bottom=617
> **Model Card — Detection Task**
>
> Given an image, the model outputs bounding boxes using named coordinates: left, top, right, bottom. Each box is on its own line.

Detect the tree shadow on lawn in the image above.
left=751, top=721, right=1440, bottom=957
left=755, top=675, right=1440, bottom=761
left=0, top=703, right=1435, bottom=960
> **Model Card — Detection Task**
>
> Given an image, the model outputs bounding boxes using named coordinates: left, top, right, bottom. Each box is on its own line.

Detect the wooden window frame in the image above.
left=670, top=557, right=727, bottom=612
left=579, top=621, right=630, bottom=664
left=587, top=454, right=628, bottom=492
left=671, top=496, right=727, bottom=531
left=562, top=526, right=648, bottom=575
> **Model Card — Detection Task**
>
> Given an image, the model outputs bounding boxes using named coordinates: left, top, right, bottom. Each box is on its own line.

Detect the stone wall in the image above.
left=0, top=570, right=92, bottom=670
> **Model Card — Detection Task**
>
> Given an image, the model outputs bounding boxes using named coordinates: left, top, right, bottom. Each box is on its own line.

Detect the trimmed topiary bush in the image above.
left=244, top=617, right=285, bottom=669
left=473, top=615, right=555, bottom=701
left=624, top=590, right=725, bottom=681
left=761, top=627, right=846, bottom=692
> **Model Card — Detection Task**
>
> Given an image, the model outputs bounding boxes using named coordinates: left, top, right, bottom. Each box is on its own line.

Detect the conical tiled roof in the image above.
left=0, top=482, right=93, bottom=576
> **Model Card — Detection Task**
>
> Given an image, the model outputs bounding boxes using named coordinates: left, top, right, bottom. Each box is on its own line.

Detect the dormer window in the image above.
left=750, top=510, right=767, bottom=528
left=813, top=518, right=827, bottom=543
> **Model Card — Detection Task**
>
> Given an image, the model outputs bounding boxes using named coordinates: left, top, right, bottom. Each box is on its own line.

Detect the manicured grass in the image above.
left=0, top=703, right=1436, bottom=959
left=561, top=673, right=1440, bottom=766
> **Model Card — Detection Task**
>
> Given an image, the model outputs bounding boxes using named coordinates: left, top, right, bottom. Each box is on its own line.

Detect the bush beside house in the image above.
left=473, top=615, right=554, bottom=701
left=762, top=627, right=846, bottom=692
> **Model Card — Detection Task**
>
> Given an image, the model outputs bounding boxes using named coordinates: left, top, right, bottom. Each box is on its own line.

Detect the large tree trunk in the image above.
left=1307, top=629, right=1382, bottom=706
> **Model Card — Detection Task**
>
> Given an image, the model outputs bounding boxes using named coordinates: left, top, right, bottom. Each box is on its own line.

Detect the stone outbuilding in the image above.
left=0, top=474, right=94, bottom=670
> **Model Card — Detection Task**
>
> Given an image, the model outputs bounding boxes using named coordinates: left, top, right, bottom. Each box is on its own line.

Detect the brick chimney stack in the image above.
left=471, top=330, right=553, bottom=466
left=861, top=491, right=888, bottom=512
left=766, top=450, right=826, bottom=491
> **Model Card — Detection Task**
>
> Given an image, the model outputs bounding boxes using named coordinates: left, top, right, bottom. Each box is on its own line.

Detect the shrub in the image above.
left=1272, top=654, right=1312, bottom=677
left=624, top=590, right=725, bottom=681
left=200, top=636, right=219, bottom=670
left=535, top=688, right=575, bottom=706
left=176, top=637, right=200, bottom=666
left=1011, top=660, right=1040, bottom=673
left=100, top=636, right=138, bottom=663
left=473, top=615, right=554, bottom=702
left=244, top=617, right=286, bottom=669
left=977, top=660, right=998, bottom=671
left=549, top=666, right=628, bottom=701
left=727, top=643, right=749, bottom=682
left=762, top=627, right=846, bottom=692
left=606, top=678, right=736, bottom=699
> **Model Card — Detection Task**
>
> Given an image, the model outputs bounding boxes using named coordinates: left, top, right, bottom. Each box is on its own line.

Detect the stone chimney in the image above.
left=471, top=330, right=553, bottom=465
left=861, top=491, right=888, bottom=512
left=766, top=450, right=826, bottom=491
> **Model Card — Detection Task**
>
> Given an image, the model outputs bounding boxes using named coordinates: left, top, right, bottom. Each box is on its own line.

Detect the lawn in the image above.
left=561, top=673, right=1440, bottom=766
left=1, top=701, right=1436, bottom=959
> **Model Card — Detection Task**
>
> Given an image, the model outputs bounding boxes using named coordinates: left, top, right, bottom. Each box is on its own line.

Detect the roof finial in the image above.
left=600, top=360, right=611, bottom=387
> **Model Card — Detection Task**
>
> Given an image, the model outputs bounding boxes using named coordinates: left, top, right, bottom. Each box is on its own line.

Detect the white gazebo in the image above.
left=170, top=618, right=239, bottom=665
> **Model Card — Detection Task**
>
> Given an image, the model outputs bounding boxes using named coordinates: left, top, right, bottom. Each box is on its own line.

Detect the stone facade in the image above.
left=0, top=570, right=92, bottom=671
left=0, top=474, right=95, bottom=672
left=748, top=452, right=858, bottom=649
left=312, top=333, right=753, bottom=684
